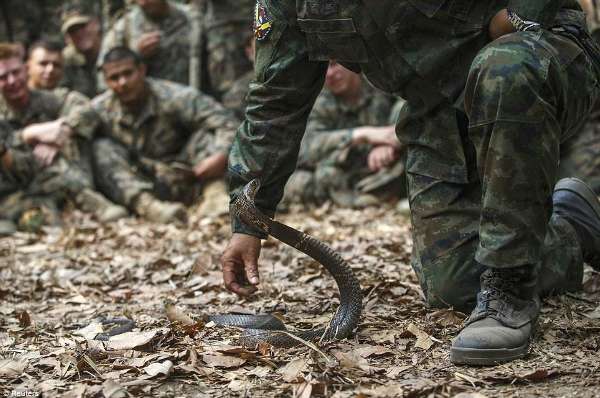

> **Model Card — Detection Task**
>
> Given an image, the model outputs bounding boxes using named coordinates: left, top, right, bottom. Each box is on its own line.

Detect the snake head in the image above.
left=232, top=178, right=271, bottom=234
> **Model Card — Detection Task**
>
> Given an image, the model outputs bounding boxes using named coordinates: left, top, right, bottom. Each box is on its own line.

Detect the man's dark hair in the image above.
left=102, top=46, right=142, bottom=67
left=27, top=40, right=64, bottom=59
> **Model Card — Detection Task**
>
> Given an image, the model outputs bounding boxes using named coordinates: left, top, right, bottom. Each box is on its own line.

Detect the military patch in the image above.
left=254, top=2, right=273, bottom=40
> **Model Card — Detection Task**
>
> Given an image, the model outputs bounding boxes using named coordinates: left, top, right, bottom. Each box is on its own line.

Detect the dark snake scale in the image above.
left=209, top=179, right=363, bottom=347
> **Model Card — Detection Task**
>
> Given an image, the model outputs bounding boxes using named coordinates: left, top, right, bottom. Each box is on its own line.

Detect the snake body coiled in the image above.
left=209, top=179, right=363, bottom=347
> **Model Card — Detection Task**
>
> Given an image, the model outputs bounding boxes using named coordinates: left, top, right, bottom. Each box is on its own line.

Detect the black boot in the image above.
left=450, top=265, right=540, bottom=365
left=553, top=177, right=600, bottom=270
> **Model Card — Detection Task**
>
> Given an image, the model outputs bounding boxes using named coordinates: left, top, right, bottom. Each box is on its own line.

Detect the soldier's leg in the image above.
left=92, top=138, right=153, bottom=207
left=448, top=30, right=599, bottom=364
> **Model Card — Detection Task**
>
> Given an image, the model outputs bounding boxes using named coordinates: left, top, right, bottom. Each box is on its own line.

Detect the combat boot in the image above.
left=133, top=192, right=187, bottom=224
left=553, top=177, right=600, bottom=271
left=75, top=188, right=128, bottom=223
left=450, top=265, right=540, bottom=365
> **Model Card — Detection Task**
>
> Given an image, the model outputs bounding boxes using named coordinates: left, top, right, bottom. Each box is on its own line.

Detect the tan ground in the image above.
left=1, top=204, right=599, bottom=397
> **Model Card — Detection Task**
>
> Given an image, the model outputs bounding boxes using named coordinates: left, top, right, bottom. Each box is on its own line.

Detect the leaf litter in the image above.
left=0, top=205, right=599, bottom=397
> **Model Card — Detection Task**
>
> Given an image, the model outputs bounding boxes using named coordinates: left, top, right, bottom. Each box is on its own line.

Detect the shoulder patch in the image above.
left=254, top=2, right=273, bottom=41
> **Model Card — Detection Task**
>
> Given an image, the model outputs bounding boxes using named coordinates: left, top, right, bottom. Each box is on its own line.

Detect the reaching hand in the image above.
left=33, top=143, right=59, bottom=167
left=352, top=125, right=400, bottom=148
left=22, top=119, right=71, bottom=147
left=367, top=145, right=398, bottom=172
left=221, top=233, right=262, bottom=296
left=137, top=31, right=161, bottom=58
left=193, top=152, right=228, bottom=180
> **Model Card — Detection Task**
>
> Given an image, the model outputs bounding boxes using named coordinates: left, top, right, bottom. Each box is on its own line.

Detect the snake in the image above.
left=209, top=179, right=363, bottom=347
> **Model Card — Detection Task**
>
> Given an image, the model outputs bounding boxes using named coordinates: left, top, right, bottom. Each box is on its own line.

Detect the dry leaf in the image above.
left=144, top=360, right=174, bottom=377
left=334, top=350, right=373, bottom=373
left=227, top=379, right=254, bottom=392
left=278, top=358, right=308, bottom=383
left=202, top=354, right=246, bottom=369
left=0, top=359, right=27, bottom=376
left=73, top=322, right=104, bottom=340
left=102, top=379, right=128, bottom=398
left=165, top=302, right=195, bottom=325
left=107, top=330, right=159, bottom=350
left=406, top=323, right=434, bottom=350
left=355, top=345, right=394, bottom=358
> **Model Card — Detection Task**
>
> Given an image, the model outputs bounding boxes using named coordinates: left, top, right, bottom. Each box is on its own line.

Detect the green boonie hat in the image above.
left=61, top=10, right=91, bottom=35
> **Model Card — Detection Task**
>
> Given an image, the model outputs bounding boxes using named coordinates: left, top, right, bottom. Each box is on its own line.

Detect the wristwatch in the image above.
left=507, top=9, right=542, bottom=32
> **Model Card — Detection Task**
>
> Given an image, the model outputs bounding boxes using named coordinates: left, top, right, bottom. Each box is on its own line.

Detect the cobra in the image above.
left=209, top=179, right=363, bottom=347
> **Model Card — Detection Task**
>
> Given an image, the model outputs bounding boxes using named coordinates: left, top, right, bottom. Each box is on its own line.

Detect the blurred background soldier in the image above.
left=558, top=0, right=600, bottom=193
left=61, top=8, right=103, bottom=98
left=27, top=41, right=65, bottom=91
left=98, top=0, right=193, bottom=88
left=200, top=0, right=254, bottom=98
left=221, top=34, right=255, bottom=119
left=282, top=61, right=404, bottom=208
left=0, top=43, right=127, bottom=230
left=92, top=47, right=239, bottom=223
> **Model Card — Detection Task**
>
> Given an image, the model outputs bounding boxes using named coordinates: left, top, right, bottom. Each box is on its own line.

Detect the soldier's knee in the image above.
left=467, top=33, right=548, bottom=121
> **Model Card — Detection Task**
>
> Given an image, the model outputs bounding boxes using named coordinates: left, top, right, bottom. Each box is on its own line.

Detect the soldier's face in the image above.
left=0, top=57, right=29, bottom=103
left=27, top=47, right=64, bottom=90
left=103, top=59, right=147, bottom=106
left=325, top=61, right=361, bottom=96
left=136, top=0, right=168, bottom=17
left=68, top=20, right=101, bottom=54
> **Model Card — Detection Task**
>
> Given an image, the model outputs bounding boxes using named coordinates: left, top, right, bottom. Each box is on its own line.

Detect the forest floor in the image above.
left=1, top=203, right=599, bottom=397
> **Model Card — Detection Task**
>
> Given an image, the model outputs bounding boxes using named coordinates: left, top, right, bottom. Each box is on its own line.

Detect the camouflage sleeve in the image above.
left=228, top=0, right=327, bottom=237
left=508, top=0, right=563, bottom=26
left=96, top=18, right=127, bottom=91
left=178, top=88, right=240, bottom=156
left=60, top=91, right=101, bottom=140
left=0, top=122, right=36, bottom=185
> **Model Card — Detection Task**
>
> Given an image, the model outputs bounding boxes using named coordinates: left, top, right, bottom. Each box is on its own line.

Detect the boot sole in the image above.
left=450, top=342, right=529, bottom=366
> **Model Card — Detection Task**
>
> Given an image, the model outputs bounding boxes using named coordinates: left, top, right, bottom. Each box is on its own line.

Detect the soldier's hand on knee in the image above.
left=221, top=233, right=262, bottom=296
left=138, top=31, right=161, bottom=58
left=33, top=143, right=59, bottom=167
left=489, top=9, right=516, bottom=40
left=368, top=145, right=397, bottom=172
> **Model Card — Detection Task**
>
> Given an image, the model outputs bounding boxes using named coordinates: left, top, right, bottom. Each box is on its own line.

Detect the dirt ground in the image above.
left=1, top=203, right=599, bottom=398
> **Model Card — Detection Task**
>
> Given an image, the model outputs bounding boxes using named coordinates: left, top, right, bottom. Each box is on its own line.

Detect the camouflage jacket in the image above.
left=91, top=78, right=238, bottom=163
left=0, top=88, right=99, bottom=148
left=0, top=121, right=35, bottom=196
left=229, top=0, right=582, bottom=236
left=298, top=83, right=393, bottom=169
left=98, top=0, right=192, bottom=86
left=61, top=45, right=98, bottom=99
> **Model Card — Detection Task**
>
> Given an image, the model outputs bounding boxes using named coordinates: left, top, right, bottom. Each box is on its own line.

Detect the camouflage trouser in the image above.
left=283, top=145, right=405, bottom=207
left=559, top=117, right=600, bottom=194
left=92, top=137, right=214, bottom=207
left=410, top=30, right=599, bottom=312
left=0, top=155, right=92, bottom=222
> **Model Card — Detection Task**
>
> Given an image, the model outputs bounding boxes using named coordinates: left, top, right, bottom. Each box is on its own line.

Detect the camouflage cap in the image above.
left=61, top=9, right=91, bottom=35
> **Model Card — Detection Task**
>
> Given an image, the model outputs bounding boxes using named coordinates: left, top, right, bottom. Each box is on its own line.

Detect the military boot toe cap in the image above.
left=98, top=205, right=129, bottom=223
left=451, top=318, right=532, bottom=365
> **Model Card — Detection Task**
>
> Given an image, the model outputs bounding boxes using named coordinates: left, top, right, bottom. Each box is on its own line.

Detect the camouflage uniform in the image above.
left=222, top=70, right=254, bottom=119
left=91, top=78, right=238, bottom=207
left=61, top=45, right=99, bottom=98
left=282, top=83, right=402, bottom=206
left=0, top=0, right=63, bottom=46
left=202, top=0, right=255, bottom=97
left=98, top=0, right=193, bottom=87
left=0, top=88, right=99, bottom=222
left=228, top=0, right=599, bottom=311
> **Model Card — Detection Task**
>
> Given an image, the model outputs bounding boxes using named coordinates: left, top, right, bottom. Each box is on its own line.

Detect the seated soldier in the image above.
left=98, top=0, right=193, bottom=88
left=221, top=34, right=255, bottom=120
left=60, top=7, right=103, bottom=98
left=282, top=61, right=404, bottom=208
left=0, top=43, right=127, bottom=230
left=92, top=46, right=239, bottom=223
left=26, top=40, right=64, bottom=91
